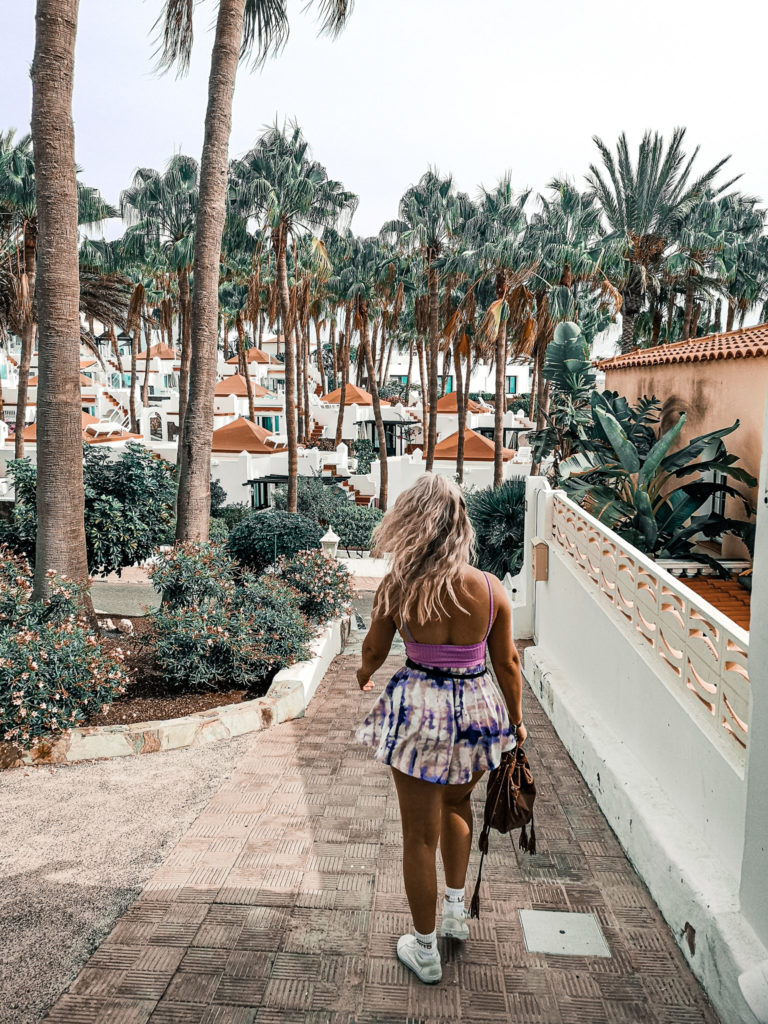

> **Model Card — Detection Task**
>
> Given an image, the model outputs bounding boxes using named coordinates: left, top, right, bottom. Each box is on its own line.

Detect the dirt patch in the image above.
left=88, top=615, right=268, bottom=727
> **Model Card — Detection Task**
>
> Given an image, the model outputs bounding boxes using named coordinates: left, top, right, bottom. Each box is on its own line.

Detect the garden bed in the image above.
left=1, top=616, right=349, bottom=768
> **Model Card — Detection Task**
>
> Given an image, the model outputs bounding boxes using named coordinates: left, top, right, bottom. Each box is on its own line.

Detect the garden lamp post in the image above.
left=321, top=527, right=340, bottom=559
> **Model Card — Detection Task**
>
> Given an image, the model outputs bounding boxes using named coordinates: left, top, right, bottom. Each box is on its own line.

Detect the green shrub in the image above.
left=0, top=443, right=176, bottom=576
left=0, top=547, right=127, bottom=750
left=227, top=510, right=322, bottom=572
left=146, top=546, right=313, bottom=692
left=353, top=438, right=375, bottom=473
left=208, top=517, right=229, bottom=544
left=273, top=476, right=348, bottom=522
left=210, top=478, right=228, bottom=516
left=274, top=550, right=352, bottom=624
left=328, top=502, right=383, bottom=550
left=216, top=503, right=251, bottom=530
left=149, top=543, right=237, bottom=610
left=466, top=479, right=526, bottom=579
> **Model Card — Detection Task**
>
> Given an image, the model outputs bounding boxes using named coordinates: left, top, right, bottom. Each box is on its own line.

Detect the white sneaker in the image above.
left=396, top=934, right=442, bottom=984
left=440, top=908, right=470, bottom=940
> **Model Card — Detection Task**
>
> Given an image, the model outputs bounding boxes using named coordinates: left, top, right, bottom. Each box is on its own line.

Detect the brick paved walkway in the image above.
left=45, top=648, right=718, bottom=1024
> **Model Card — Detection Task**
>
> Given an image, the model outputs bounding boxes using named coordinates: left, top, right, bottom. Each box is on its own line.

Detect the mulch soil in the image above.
left=86, top=616, right=261, bottom=728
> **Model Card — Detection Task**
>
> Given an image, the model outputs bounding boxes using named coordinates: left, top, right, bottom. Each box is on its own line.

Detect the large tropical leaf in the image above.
left=593, top=407, right=641, bottom=474
left=638, top=412, right=686, bottom=487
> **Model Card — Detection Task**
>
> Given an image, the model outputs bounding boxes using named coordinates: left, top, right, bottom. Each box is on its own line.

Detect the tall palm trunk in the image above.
left=726, top=297, right=736, bottom=332
left=334, top=327, right=346, bottom=445
left=666, top=291, right=676, bottom=342
left=650, top=305, right=662, bottom=347
left=176, top=0, right=246, bottom=541
left=404, top=337, right=414, bottom=404
left=275, top=227, right=298, bottom=512
left=14, top=227, right=37, bottom=458
left=141, top=314, right=151, bottom=408
left=690, top=302, right=701, bottom=338
left=329, top=316, right=338, bottom=388
left=682, top=279, right=695, bottom=340
left=177, top=265, right=191, bottom=441
left=236, top=311, right=255, bottom=421
left=417, top=335, right=428, bottom=446
left=30, top=0, right=91, bottom=607
left=713, top=298, right=722, bottom=334
left=295, top=318, right=305, bottom=442
left=425, top=260, right=439, bottom=471
left=302, top=319, right=311, bottom=441
left=314, top=316, right=326, bottom=395
left=454, top=341, right=466, bottom=483
left=493, top=319, right=507, bottom=488
left=360, top=304, right=387, bottom=510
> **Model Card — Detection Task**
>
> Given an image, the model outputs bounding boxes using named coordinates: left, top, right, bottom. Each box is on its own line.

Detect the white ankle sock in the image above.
left=443, top=886, right=465, bottom=914
left=414, top=927, right=439, bottom=959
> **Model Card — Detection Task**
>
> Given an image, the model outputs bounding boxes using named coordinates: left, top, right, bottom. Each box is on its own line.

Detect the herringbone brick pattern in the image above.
left=45, top=650, right=719, bottom=1023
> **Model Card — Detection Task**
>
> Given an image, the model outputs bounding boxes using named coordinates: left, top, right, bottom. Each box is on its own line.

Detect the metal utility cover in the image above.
left=519, top=910, right=611, bottom=957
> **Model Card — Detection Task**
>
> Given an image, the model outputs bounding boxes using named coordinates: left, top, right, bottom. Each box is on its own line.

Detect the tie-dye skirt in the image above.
left=356, top=661, right=517, bottom=785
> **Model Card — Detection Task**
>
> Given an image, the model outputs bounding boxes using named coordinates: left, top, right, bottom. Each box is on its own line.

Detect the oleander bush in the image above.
left=208, top=517, right=230, bottom=544
left=328, top=502, right=383, bottom=551
left=146, top=544, right=313, bottom=691
left=215, top=503, right=251, bottom=531
left=227, top=509, right=322, bottom=572
left=0, top=547, right=127, bottom=750
left=274, top=550, right=352, bottom=624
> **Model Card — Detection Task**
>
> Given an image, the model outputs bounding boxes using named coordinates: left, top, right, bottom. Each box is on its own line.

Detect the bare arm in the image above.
left=356, top=606, right=397, bottom=692
left=487, top=579, right=528, bottom=744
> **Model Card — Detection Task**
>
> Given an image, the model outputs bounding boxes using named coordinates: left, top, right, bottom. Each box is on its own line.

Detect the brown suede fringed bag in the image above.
left=469, top=745, right=537, bottom=919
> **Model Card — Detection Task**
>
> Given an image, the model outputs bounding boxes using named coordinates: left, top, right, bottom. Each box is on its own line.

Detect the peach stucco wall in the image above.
left=605, top=357, right=768, bottom=555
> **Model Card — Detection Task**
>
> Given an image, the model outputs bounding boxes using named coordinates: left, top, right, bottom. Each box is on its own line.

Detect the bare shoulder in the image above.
left=458, top=566, right=509, bottom=609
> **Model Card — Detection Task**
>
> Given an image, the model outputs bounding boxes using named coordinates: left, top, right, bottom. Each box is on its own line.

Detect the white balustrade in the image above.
left=549, top=492, right=750, bottom=764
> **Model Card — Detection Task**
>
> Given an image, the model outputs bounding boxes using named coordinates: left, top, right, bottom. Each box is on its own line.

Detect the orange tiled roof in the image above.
left=211, top=416, right=278, bottom=453
left=23, top=412, right=141, bottom=445
left=146, top=342, right=177, bottom=359
left=598, top=323, right=768, bottom=372
left=225, top=348, right=279, bottom=365
left=214, top=373, right=272, bottom=398
left=435, top=393, right=485, bottom=414
left=433, top=428, right=515, bottom=462
left=683, top=575, right=751, bottom=632
left=321, top=383, right=373, bottom=406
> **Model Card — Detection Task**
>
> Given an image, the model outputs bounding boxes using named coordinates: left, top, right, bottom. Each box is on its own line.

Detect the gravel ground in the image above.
left=0, top=736, right=251, bottom=1024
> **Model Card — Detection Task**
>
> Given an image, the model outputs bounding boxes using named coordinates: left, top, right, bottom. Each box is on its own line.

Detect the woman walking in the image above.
left=356, top=473, right=526, bottom=983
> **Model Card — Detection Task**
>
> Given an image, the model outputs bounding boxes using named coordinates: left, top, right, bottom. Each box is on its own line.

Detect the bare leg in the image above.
left=391, top=767, right=443, bottom=934
left=440, top=771, right=484, bottom=890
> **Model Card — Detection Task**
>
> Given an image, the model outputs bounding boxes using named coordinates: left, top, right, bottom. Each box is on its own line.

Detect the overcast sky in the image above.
left=2, top=0, right=767, bottom=240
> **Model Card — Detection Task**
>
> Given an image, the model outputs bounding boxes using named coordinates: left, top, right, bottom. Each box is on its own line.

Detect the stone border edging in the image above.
left=2, top=616, right=350, bottom=769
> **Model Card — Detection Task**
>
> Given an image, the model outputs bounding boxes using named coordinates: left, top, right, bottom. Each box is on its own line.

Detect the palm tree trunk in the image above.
left=14, top=226, right=37, bottom=459
left=295, top=318, right=305, bottom=442
left=620, top=310, right=636, bottom=354
left=666, top=291, right=676, bottom=342
left=417, top=335, right=428, bottom=446
left=236, top=312, right=255, bottom=422
left=129, top=320, right=139, bottom=433
left=361, top=304, right=387, bottom=510
left=141, top=314, right=151, bottom=408
left=175, top=0, right=246, bottom=542
left=425, top=261, right=439, bottom=471
left=493, top=320, right=506, bottom=488
left=314, top=316, right=326, bottom=395
left=713, top=298, right=722, bottom=334
left=682, top=279, right=695, bottom=340
left=302, top=319, right=311, bottom=441
left=404, top=337, right=414, bottom=403
left=275, top=227, right=298, bottom=512
left=329, top=316, right=338, bottom=388
left=454, top=341, right=466, bottom=484
left=528, top=350, right=537, bottom=421
left=651, top=305, right=662, bottom=347
left=177, top=265, right=191, bottom=441
left=690, top=302, right=701, bottom=338
left=334, top=328, right=346, bottom=445
left=30, top=0, right=91, bottom=608
left=726, top=297, right=736, bottom=332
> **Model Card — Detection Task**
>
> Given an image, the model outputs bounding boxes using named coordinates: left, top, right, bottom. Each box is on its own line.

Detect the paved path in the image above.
left=44, top=642, right=718, bottom=1024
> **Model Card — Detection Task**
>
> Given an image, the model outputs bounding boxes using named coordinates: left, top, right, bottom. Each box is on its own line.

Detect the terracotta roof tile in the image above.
left=598, top=322, right=768, bottom=372
left=433, top=427, right=514, bottom=462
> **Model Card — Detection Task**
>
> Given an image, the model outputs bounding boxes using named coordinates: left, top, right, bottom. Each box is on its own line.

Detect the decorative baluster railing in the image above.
left=549, top=493, right=750, bottom=768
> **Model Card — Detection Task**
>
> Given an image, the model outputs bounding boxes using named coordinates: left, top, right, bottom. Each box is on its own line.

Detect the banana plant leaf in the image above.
left=593, top=407, right=641, bottom=474
left=660, top=421, right=740, bottom=473
left=638, top=413, right=686, bottom=488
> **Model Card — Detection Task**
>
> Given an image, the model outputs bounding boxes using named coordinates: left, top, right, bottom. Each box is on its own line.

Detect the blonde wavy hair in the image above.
left=372, top=473, right=475, bottom=627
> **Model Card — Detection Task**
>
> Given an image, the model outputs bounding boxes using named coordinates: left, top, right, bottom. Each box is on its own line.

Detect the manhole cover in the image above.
left=519, top=910, right=611, bottom=957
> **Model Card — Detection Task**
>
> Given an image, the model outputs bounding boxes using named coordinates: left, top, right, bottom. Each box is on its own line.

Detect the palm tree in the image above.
left=464, top=175, right=532, bottom=485
left=229, top=122, right=357, bottom=512
left=586, top=129, right=731, bottom=353
left=383, top=170, right=463, bottom=471
left=120, top=155, right=198, bottom=440
left=156, top=0, right=354, bottom=541
left=0, top=131, right=115, bottom=457
left=29, top=0, right=90, bottom=603
left=339, top=236, right=389, bottom=509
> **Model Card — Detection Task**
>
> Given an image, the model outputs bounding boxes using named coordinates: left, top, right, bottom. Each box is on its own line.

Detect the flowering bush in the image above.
left=146, top=546, right=313, bottom=691
left=0, top=547, right=127, bottom=751
left=227, top=509, right=322, bottom=572
left=149, top=543, right=237, bottom=610
left=328, top=503, right=383, bottom=551
left=274, top=550, right=352, bottom=624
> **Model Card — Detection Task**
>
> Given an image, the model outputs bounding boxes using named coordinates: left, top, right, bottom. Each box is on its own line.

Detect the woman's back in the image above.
left=398, top=566, right=494, bottom=647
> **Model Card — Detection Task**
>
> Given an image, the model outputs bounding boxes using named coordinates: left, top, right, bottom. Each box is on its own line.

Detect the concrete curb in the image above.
left=2, top=616, right=350, bottom=769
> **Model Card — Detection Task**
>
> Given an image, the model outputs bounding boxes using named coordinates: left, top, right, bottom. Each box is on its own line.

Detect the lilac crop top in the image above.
left=400, top=573, right=494, bottom=669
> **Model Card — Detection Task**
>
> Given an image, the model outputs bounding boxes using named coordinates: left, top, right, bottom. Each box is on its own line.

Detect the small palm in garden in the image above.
left=466, top=479, right=527, bottom=579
